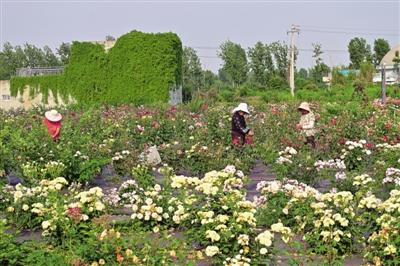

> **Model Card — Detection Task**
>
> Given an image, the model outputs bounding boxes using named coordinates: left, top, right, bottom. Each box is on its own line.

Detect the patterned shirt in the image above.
left=299, top=112, right=316, bottom=137
left=231, top=112, right=249, bottom=136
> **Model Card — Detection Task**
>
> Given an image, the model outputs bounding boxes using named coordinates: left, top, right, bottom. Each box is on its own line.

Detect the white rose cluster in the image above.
left=276, top=147, right=297, bottom=164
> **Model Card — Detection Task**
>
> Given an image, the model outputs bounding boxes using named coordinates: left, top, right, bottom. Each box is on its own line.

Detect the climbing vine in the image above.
left=10, top=31, right=182, bottom=105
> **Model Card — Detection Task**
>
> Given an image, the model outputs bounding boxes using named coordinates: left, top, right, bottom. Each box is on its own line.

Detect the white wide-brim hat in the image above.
left=45, top=109, right=62, bottom=122
left=232, top=103, right=250, bottom=114
left=298, top=102, right=311, bottom=112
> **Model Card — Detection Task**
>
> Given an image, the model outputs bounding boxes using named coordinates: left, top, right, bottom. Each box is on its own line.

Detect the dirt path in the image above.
left=246, top=159, right=277, bottom=200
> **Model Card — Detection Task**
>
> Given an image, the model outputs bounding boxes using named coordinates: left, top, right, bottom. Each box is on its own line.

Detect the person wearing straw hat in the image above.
left=43, top=109, right=62, bottom=141
left=296, top=102, right=316, bottom=148
left=231, top=103, right=253, bottom=146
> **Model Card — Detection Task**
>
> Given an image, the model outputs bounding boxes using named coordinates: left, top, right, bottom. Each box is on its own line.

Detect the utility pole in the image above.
left=287, top=25, right=300, bottom=97
left=381, top=63, right=386, bottom=104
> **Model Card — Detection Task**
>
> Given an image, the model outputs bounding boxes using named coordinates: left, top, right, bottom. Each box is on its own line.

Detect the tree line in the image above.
left=0, top=36, right=394, bottom=99
left=182, top=37, right=393, bottom=99
left=0, top=42, right=71, bottom=80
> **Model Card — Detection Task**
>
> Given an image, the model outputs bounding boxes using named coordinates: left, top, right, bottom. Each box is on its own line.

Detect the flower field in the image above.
left=0, top=100, right=399, bottom=265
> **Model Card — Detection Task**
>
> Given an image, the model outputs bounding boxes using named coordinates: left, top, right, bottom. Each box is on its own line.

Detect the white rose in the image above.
left=42, top=220, right=51, bottom=229
left=260, top=248, right=268, bottom=255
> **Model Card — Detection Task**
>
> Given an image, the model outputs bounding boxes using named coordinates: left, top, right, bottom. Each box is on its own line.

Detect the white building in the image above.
left=373, top=44, right=400, bottom=84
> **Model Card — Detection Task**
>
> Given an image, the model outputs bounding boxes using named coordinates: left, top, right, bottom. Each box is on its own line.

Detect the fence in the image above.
left=15, top=67, right=64, bottom=77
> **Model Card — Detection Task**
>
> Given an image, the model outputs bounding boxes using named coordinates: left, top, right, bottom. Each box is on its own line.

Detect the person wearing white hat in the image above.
left=296, top=102, right=316, bottom=148
left=43, top=109, right=62, bottom=141
left=231, top=103, right=253, bottom=146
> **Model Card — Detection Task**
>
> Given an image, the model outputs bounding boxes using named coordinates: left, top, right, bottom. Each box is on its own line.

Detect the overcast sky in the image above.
left=1, top=0, right=399, bottom=72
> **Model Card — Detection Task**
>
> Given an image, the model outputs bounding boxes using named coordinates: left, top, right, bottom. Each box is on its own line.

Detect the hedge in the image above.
left=10, top=30, right=183, bottom=106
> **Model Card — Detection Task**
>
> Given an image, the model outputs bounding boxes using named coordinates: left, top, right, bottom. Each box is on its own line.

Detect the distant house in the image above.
left=373, top=45, right=400, bottom=84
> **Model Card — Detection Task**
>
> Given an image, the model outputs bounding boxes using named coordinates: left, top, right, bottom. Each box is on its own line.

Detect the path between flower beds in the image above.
left=8, top=162, right=363, bottom=266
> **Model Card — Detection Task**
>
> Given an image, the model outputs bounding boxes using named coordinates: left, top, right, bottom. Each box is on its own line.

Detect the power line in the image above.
left=301, top=29, right=399, bottom=37
left=5, top=0, right=399, bottom=2
left=301, top=25, right=399, bottom=33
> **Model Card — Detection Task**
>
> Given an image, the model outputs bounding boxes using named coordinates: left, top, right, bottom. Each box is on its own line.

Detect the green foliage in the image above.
left=268, top=75, right=288, bottom=90
left=373, top=38, right=390, bottom=66
left=10, top=31, right=183, bottom=106
left=247, top=42, right=274, bottom=86
left=10, top=75, right=65, bottom=103
left=56, top=42, right=71, bottom=65
left=359, top=61, right=375, bottom=83
left=270, top=41, right=289, bottom=79
left=182, top=47, right=203, bottom=101
left=331, top=67, right=347, bottom=87
left=219, top=41, right=248, bottom=86
left=348, top=37, right=372, bottom=69
left=297, top=68, right=308, bottom=79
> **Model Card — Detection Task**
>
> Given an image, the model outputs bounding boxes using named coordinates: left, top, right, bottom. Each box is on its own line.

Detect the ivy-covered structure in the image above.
left=10, top=31, right=183, bottom=105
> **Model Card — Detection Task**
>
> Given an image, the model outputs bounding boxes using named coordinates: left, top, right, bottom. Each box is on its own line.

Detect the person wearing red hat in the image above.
left=43, top=109, right=62, bottom=141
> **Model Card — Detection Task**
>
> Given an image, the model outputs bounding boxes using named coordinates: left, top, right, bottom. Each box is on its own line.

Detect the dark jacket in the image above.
left=231, top=112, right=249, bottom=136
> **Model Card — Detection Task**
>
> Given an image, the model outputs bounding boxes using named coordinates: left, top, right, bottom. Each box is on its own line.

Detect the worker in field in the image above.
left=296, top=102, right=316, bottom=148
left=231, top=103, right=253, bottom=146
left=43, top=109, right=62, bottom=141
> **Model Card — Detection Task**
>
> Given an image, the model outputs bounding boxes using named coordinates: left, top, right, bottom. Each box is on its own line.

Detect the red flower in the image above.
left=330, top=117, right=337, bottom=126
left=338, top=138, right=346, bottom=145
left=366, top=142, right=375, bottom=149
left=67, top=207, right=82, bottom=218
left=382, top=135, right=389, bottom=142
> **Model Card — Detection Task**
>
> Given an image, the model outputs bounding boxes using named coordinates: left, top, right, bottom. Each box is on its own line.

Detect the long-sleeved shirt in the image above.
left=43, top=118, right=61, bottom=140
left=299, top=112, right=316, bottom=137
left=232, top=112, right=249, bottom=136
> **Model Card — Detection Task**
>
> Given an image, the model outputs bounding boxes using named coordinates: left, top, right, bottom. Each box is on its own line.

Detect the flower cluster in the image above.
left=112, top=150, right=130, bottom=161
left=276, top=147, right=297, bottom=164
left=383, top=167, right=400, bottom=186
left=314, top=159, right=347, bottom=180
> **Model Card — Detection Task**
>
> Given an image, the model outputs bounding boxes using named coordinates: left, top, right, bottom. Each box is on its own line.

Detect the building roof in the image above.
left=380, top=44, right=400, bottom=66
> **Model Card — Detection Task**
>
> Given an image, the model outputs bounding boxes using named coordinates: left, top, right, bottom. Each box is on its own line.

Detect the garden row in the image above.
left=0, top=99, right=399, bottom=265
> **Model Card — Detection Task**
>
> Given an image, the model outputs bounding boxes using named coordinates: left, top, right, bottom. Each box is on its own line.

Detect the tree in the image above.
left=270, top=41, right=289, bottom=80
left=105, top=35, right=116, bottom=41
left=0, top=42, right=26, bottom=79
left=203, top=70, right=217, bottom=89
left=218, top=68, right=231, bottom=84
left=348, top=37, right=372, bottom=69
left=373, top=38, right=390, bottom=66
left=56, top=42, right=71, bottom=65
left=297, top=68, right=308, bottom=79
left=23, top=43, right=46, bottom=68
left=182, top=47, right=203, bottom=100
left=311, top=43, right=329, bottom=83
left=218, top=41, right=248, bottom=86
left=247, top=42, right=274, bottom=86
left=43, top=46, right=61, bottom=66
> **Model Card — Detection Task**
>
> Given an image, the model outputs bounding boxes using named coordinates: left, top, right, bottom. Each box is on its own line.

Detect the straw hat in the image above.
left=298, top=102, right=311, bottom=112
left=232, top=103, right=250, bottom=114
left=45, top=109, right=62, bottom=122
